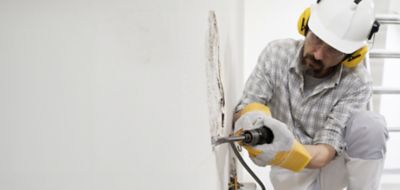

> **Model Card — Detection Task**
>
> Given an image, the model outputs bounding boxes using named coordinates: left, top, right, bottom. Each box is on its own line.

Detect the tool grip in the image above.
left=242, top=126, right=274, bottom=146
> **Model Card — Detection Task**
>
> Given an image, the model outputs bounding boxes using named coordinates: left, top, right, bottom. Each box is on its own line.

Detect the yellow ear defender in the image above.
left=297, top=7, right=311, bottom=36
left=296, top=7, right=368, bottom=68
left=341, top=46, right=368, bottom=68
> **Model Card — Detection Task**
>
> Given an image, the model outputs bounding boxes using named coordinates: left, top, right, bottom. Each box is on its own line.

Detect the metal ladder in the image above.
left=365, top=13, right=400, bottom=132
left=364, top=13, right=400, bottom=187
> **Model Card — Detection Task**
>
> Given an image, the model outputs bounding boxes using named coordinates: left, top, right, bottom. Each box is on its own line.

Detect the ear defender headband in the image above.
left=297, top=4, right=380, bottom=68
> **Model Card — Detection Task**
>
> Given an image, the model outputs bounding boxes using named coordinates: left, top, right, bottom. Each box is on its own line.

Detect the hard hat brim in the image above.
left=308, top=5, right=367, bottom=54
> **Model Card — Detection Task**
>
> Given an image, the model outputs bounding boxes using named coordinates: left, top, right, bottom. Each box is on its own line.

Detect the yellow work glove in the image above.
left=234, top=103, right=311, bottom=172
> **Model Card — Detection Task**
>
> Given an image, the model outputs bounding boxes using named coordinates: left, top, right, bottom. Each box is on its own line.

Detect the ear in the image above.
left=342, top=46, right=368, bottom=68
left=297, top=7, right=311, bottom=36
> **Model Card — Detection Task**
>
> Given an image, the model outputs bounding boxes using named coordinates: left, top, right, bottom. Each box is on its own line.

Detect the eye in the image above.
left=309, top=33, right=322, bottom=45
left=314, top=34, right=321, bottom=42
left=326, top=46, right=344, bottom=57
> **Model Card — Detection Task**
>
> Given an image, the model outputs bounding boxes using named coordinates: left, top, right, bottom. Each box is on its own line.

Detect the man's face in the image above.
left=302, top=31, right=346, bottom=77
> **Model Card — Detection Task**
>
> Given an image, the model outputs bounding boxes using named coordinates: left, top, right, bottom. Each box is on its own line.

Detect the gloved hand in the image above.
left=234, top=103, right=311, bottom=172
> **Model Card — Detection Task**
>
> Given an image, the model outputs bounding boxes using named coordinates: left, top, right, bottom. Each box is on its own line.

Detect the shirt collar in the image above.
left=289, top=40, right=303, bottom=75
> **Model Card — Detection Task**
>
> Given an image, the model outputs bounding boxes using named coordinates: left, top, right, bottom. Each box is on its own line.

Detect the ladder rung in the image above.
left=376, top=14, right=400, bottom=24
left=369, top=50, right=400, bottom=59
left=373, top=87, right=400, bottom=94
left=383, top=168, right=400, bottom=174
left=388, top=127, right=400, bottom=132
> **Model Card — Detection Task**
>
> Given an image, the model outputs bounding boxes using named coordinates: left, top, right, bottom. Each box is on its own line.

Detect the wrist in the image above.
left=271, top=140, right=312, bottom=172
left=304, top=144, right=335, bottom=168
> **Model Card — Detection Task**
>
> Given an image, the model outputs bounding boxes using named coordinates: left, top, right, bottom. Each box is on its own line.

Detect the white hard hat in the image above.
left=308, top=0, right=376, bottom=54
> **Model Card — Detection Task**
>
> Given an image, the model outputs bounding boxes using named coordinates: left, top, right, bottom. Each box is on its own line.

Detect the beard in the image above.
left=301, top=54, right=324, bottom=77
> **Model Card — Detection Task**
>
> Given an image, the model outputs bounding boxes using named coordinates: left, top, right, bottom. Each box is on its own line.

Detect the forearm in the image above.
left=304, top=144, right=336, bottom=168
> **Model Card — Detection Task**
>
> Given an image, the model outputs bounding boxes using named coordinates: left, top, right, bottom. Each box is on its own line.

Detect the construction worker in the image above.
left=234, top=0, right=389, bottom=189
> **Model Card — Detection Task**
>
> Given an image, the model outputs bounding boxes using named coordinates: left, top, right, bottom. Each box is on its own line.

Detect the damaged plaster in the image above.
left=206, top=11, right=226, bottom=143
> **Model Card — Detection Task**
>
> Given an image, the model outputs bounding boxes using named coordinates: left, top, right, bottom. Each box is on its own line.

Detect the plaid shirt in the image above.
left=236, top=39, right=372, bottom=155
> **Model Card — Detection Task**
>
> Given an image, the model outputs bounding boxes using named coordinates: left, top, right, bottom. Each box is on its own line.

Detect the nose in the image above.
left=313, top=45, right=325, bottom=60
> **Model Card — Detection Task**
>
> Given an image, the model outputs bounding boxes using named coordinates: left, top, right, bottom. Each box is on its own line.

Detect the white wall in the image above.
left=0, top=0, right=244, bottom=190
left=244, top=0, right=314, bottom=80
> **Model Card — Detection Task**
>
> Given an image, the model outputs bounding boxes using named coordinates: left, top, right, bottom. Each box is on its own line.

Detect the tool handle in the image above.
left=242, top=126, right=274, bottom=146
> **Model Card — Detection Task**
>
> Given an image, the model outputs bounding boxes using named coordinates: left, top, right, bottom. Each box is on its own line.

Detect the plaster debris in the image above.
left=206, top=11, right=226, bottom=144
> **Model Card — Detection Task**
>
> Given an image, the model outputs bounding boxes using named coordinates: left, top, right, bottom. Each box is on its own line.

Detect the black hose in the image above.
left=229, top=142, right=266, bottom=190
